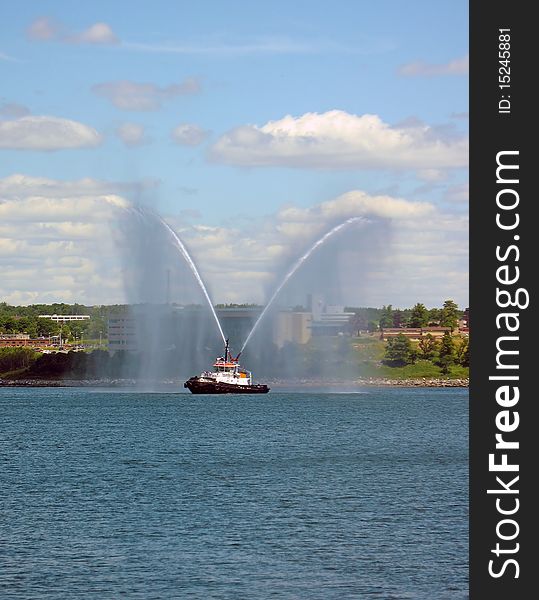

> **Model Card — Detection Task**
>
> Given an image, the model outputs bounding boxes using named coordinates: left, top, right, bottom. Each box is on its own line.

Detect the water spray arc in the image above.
left=129, top=206, right=227, bottom=346
left=239, top=216, right=366, bottom=355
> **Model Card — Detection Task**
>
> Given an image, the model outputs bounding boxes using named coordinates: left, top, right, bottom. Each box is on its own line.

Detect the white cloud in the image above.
left=0, top=174, right=157, bottom=198
left=416, top=169, right=448, bottom=183
left=70, top=23, right=118, bottom=45
left=0, top=175, right=467, bottom=308
left=27, top=17, right=119, bottom=45
left=26, top=17, right=59, bottom=41
left=92, top=78, right=200, bottom=111
left=171, top=191, right=467, bottom=307
left=0, top=116, right=102, bottom=150
left=398, top=55, right=469, bottom=77
left=210, top=110, right=468, bottom=170
left=0, top=175, right=133, bottom=305
left=171, top=123, right=209, bottom=146
left=444, top=182, right=469, bottom=203
left=116, top=122, right=147, bottom=146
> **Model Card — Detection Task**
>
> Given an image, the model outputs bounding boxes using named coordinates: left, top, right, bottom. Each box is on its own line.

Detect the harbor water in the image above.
left=1, top=387, right=468, bottom=599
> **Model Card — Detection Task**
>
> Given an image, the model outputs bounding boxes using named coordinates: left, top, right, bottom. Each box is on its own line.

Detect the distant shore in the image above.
left=0, top=377, right=468, bottom=388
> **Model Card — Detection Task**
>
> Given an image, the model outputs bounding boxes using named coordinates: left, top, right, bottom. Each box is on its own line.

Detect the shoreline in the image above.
left=0, top=377, right=469, bottom=388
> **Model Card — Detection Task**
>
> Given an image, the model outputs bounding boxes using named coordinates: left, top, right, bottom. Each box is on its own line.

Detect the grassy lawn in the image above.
left=350, top=335, right=469, bottom=379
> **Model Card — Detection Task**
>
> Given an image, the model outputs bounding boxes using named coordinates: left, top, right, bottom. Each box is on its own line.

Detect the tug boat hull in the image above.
left=184, top=376, right=269, bottom=394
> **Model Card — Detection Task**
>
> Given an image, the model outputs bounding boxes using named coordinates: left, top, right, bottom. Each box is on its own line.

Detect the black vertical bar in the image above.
left=470, top=1, right=533, bottom=597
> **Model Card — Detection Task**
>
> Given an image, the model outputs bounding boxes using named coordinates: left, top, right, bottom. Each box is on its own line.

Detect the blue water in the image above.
left=0, top=387, right=468, bottom=599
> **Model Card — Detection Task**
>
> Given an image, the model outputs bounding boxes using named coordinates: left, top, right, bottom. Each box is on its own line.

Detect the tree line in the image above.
left=347, top=300, right=464, bottom=334
left=383, top=331, right=469, bottom=374
left=0, top=302, right=124, bottom=342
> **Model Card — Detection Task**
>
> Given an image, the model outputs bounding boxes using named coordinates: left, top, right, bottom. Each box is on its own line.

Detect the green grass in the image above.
left=348, top=335, right=469, bottom=379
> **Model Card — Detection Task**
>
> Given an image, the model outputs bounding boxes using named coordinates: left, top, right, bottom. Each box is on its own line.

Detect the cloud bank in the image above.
left=0, top=175, right=468, bottom=307
left=398, top=55, right=469, bottom=77
left=0, top=116, right=102, bottom=150
left=116, top=123, right=148, bottom=146
left=27, top=17, right=119, bottom=45
left=92, top=78, right=200, bottom=111
left=172, top=123, right=209, bottom=146
left=210, top=110, right=468, bottom=170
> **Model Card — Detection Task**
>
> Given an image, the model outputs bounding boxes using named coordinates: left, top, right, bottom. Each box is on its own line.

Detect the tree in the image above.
left=383, top=333, right=412, bottom=366
left=393, top=309, right=408, bottom=328
left=438, top=331, right=455, bottom=365
left=440, top=299, right=459, bottom=331
left=456, top=337, right=469, bottom=367
left=418, top=334, right=438, bottom=360
left=439, top=355, right=453, bottom=376
left=427, top=308, right=442, bottom=325
left=368, top=321, right=378, bottom=333
left=379, top=305, right=394, bottom=329
left=349, top=312, right=367, bottom=336
left=36, top=318, right=60, bottom=337
left=409, top=303, right=429, bottom=328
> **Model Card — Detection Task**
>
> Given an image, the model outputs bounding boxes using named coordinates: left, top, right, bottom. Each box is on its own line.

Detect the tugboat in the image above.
left=184, top=340, right=270, bottom=394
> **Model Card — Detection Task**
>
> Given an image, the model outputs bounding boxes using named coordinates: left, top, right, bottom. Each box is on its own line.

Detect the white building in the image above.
left=39, top=314, right=90, bottom=322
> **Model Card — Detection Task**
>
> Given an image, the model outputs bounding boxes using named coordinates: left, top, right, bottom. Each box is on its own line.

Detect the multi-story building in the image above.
left=38, top=314, right=91, bottom=322
left=273, top=311, right=312, bottom=348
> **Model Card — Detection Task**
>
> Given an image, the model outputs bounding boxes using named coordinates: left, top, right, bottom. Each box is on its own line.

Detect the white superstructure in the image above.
left=199, top=353, right=253, bottom=386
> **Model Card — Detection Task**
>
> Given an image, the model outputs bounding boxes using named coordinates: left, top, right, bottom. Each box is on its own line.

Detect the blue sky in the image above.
left=1, top=1, right=468, bottom=307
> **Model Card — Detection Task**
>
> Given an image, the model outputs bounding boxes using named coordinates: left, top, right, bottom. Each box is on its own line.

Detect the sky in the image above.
left=1, top=0, right=469, bottom=308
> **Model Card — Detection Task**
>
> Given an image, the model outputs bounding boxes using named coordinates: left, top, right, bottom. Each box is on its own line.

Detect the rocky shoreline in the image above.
left=1, top=377, right=468, bottom=388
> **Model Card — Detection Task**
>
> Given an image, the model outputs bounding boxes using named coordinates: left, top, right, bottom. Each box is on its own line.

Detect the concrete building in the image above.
left=216, top=307, right=262, bottom=349
left=39, top=314, right=90, bottom=322
left=273, top=311, right=312, bottom=348
left=307, top=294, right=354, bottom=337
left=108, top=316, right=138, bottom=352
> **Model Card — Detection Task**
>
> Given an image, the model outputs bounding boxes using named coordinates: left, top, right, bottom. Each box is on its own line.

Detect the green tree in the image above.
left=418, top=334, right=438, bottom=360
left=393, top=309, right=408, bottom=328
left=368, top=321, right=378, bottom=333
left=349, top=312, right=367, bottom=335
left=438, top=331, right=455, bottom=365
left=383, top=333, right=412, bottom=366
left=427, top=308, right=442, bottom=325
left=0, top=348, right=38, bottom=374
left=36, top=318, right=60, bottom=337
left=0, top=316, right=17, bottom=333
left=456, top=337, right=469, bottom=367
left=439, top=355, right=453, bottom=376
left=440, top=299, right=459, bottom=331
left=409, top=303, right=429, bottom=328
left=379, top=305, right=394, bottom=329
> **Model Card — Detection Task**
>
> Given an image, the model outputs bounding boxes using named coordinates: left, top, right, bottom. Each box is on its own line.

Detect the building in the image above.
left=0, top=333, right=53, bottom=348
left=307, top=294, right=354, bottom=337
left=106, top=305, right=261, bottom=354
left=216, top=306, right=262, bottom=349
left=459, top=307, right=470, bottom=334
left=380, top=326, right=453, bottom=341
left=38, top=314, right=90, bottom=322
left=107, top=315, right=139, bottom=352
left=273, top=311, right=312, bottom=348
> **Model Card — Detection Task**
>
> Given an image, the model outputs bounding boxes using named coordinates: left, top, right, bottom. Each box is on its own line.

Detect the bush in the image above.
left=0, top=347, right=39, bottom=374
